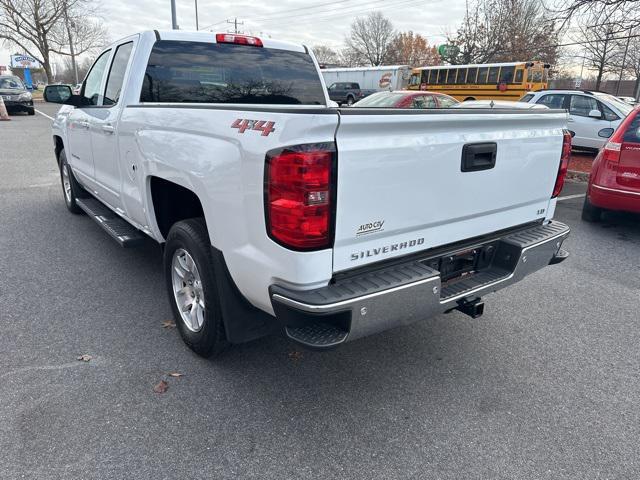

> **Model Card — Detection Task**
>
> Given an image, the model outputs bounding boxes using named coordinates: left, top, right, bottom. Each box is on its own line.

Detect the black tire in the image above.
left=463, top=97, right=476, bottom=102
left=27, top=107, right=35, bottom=116
left=164, top=218, right=229, bottom=358
left=346, top=95, right=355, bottom=106
left=582, top=195, right=603, bottom=222
left=58, top=149, right=87, bottom=214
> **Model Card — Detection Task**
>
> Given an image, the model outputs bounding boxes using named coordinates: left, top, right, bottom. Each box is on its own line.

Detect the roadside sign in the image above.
left=438, top=44, right=459, bottom=58
left=10, top=54, right=41, bottom=69
left=574, top=78, right=582, bottom=88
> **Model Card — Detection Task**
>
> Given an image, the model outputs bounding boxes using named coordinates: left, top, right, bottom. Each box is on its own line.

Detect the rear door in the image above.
left=332, top=109, right=567, bottom=272
left=90, top=40, right=135, bottom=210
left=618, top=112, right=640, bottom=191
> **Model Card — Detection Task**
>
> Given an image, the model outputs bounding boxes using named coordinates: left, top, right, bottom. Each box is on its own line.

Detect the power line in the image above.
left=226, top=17, right=244, bottom=34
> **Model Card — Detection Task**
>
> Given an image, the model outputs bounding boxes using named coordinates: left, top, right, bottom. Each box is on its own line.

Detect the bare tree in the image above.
left=312, top=45, right=340, bottom=66
left=385, top=31, right=440, bottom=66
left=344, top=12, right=395, bottom=66
left=554, top=0, right=640, bottom=29
left=0, top=0, right=67, bottom=81
left=444, top=0, right=559, bottom=65
left=50, top=2, right=108, bottom=83
left=573, top=17, right=624, bottom=89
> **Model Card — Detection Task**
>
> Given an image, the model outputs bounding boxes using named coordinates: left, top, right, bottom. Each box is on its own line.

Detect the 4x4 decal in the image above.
left=231, top=119, right=276, bottom=137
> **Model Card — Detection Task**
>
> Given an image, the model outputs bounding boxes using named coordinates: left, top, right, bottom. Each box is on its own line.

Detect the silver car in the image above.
left=519, top=89, right=633, bottom=149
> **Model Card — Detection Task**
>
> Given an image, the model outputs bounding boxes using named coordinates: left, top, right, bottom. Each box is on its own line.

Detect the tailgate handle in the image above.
left=461, top=143, right=497, bottom=172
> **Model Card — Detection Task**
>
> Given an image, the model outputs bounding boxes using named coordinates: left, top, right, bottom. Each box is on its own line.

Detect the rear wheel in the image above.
left=582, top=195, right=603, bottom=222
left=346, top=95, right=355, bottom=106
left=164, top=218, right=229, bottom=358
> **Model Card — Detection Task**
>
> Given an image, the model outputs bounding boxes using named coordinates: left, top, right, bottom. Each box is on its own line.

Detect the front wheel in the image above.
left=58, top=149, right=87, bottom=214
left=27, top=107, right=35, bottom=116
left=164, top=219, right=229, bottom=358
left=346, top=96, right=355, bottom=106
left=582, top=196, right=603, bottom=222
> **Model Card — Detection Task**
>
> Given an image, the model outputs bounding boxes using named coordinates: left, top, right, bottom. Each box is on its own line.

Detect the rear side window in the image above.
left=104, top=42, right=133, bottom=106
left=141, top=40, right=326, bottom=105
left=519, top=93, right=534, bottom=103
left=623, top=114, right=640, bottom=143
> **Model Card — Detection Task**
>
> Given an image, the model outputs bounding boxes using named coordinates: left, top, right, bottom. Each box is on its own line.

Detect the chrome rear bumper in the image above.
left=270, top=221, right=570, bottom=349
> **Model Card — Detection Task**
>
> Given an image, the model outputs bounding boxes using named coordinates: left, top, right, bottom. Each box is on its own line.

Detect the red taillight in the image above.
left=552, top=130, right=572, bottom=198
left=215, top=33, right=263, bottom=47
left=602, top=141, right=622, bottom=163
left=265, top=145, right=335, bottom=250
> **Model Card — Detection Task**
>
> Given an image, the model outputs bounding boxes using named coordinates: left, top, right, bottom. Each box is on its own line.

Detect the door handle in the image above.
left=77, top=121, right=90, bottom=130
left=102, top=124, right=115, bottom=134
left=461, top=142, right=497, bottom=172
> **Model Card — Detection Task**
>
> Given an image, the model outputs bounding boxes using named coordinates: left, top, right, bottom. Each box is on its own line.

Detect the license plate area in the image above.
left=422, top=241, right=499, bottom=284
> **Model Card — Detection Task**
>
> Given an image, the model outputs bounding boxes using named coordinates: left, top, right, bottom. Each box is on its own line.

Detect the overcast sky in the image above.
left=1, top=0, right=465, bottom=73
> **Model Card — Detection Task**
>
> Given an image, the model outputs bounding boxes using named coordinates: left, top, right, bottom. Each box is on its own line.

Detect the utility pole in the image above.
left=171, top=0, right=178, bottom=29
left=226, top=17, right=243, bottom=34
left=195, top=0, right=199, bottom=30
left=63, top=2, right=79, bottom=84
left=616, top=27, right=633, bottom=96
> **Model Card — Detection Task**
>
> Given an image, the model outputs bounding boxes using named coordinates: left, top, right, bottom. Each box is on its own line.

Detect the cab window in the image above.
left=514, top=69, right=524, bottom=83
left=82, top=49, right=111, bottom=106
left=437, top=95, right=458, bottom=108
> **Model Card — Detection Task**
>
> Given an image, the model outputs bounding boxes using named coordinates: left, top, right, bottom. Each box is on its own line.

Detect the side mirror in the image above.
left=43, top=84, right=72, bottom=104
left=588, top=109, right=602, bottom=119
left=598, top=127, right=614, bottom=138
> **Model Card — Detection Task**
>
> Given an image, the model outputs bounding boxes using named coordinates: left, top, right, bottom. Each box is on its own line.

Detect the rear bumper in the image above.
left=590, top=184, right=640, bottom=213
left=270, top=221, right=570, bottom=349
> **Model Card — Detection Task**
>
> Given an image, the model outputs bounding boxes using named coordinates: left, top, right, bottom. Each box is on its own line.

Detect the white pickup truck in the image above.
left=44, top=31, right=571, bottom=357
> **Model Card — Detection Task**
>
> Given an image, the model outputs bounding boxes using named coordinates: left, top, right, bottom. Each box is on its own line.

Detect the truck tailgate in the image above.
left=333, top=109, right=568, bottom=272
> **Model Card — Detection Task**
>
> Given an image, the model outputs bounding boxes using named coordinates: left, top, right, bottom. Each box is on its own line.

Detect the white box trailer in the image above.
left=320, top=65, right=411, bottom=92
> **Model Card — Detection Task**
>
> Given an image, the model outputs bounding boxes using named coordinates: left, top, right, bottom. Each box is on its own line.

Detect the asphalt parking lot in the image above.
left=1, top=103, right=639, bottom=479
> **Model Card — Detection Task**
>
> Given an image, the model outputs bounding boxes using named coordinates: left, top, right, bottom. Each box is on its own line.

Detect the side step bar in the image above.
left=76, top=198, right=146, bottom=247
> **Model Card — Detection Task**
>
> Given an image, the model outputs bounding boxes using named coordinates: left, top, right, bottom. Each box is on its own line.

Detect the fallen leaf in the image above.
left=288, top=350, right=304, bottom=361
left=161, top=320, right=176, bottom=329
left=168, top=372, right=183, bottom=378
left=76, top=354, right=92, bottom=362
left=153, top=380, right=169, bottom=393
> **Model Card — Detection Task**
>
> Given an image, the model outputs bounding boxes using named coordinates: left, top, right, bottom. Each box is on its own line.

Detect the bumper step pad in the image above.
left=285, top=323, right=349, bottom=349
left=76, top=198, right=146, bottom=247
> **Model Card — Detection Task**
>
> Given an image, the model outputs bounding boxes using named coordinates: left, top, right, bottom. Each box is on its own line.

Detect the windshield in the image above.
left=353, top=92, right=406, bottom=107
left=0, top=76, right=25, bottom=89
left=595, top=93, right=634, bottom=116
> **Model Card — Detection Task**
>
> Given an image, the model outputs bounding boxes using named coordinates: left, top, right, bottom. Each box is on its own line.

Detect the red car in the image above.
left=351, top=90, right=459, bottom=109
left=583, top=106, right=640, bottom=221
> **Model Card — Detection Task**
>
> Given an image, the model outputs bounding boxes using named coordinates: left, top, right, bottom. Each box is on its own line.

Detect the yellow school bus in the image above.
left=407, top=61, right=550, bottom=101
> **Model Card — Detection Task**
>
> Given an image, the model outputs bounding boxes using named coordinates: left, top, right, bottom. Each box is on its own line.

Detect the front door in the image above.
left=568, top=94, right=609, bottom=149
left=66, top=49, right=112, bottom=189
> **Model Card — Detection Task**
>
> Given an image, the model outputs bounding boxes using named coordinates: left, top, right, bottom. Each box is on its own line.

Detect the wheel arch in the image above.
left=53, top=135, right=64, bottom=165
left=149, top=176, right=206, bottom=240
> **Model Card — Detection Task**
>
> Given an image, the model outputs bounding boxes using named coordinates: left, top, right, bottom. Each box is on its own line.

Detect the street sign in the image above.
left=437, top=44, right=459, bottom=58
left=10, top=54, right=41, bottom=69
left=574, top=78, right=582, bottom=89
